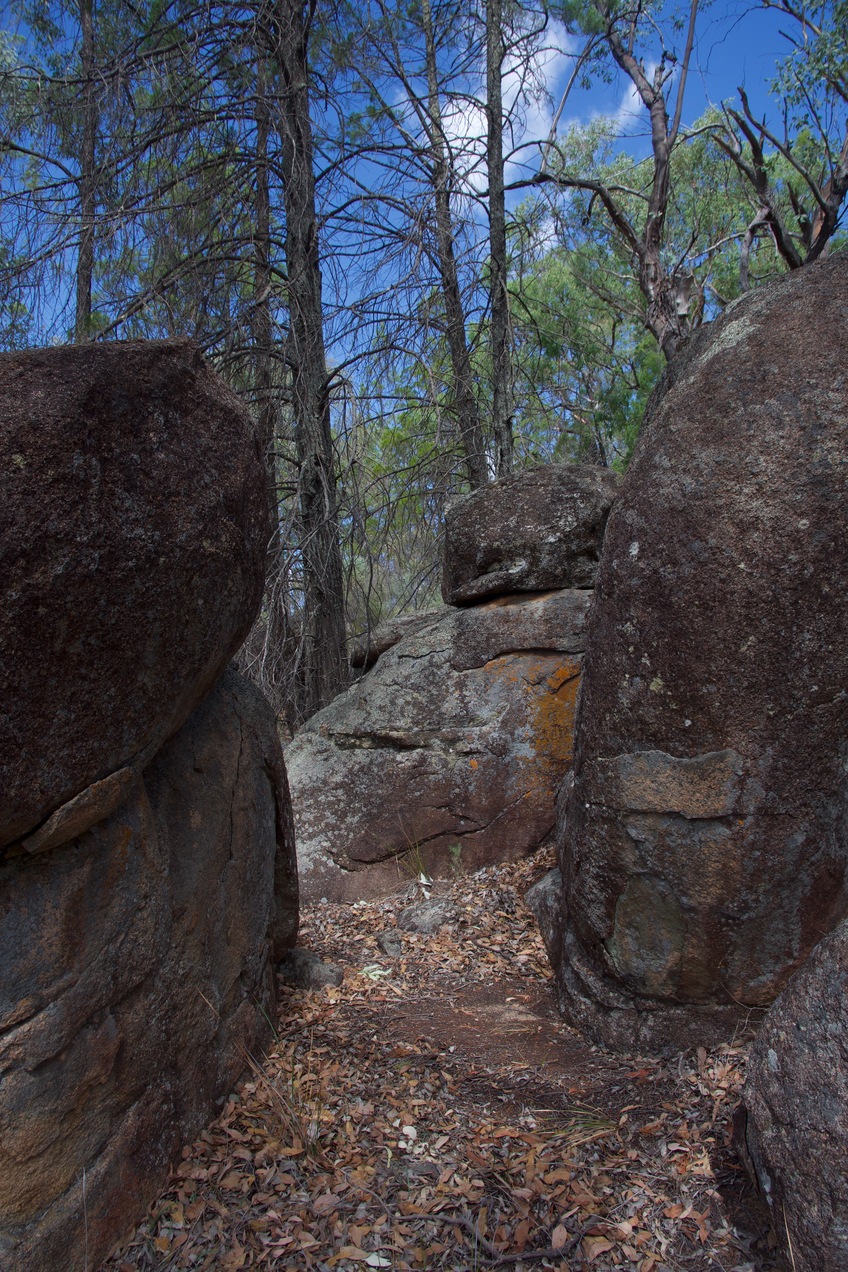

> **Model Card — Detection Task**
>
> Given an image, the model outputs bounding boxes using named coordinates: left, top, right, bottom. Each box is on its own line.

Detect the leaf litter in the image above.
left=103, top=850, right=785, bottom=1271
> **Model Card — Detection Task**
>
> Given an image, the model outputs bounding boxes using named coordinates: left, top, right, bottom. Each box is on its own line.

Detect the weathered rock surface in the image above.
left=0, top=340, right=270, bottom=849
left=278, top=948, right=345, bottom=989
left=397, top=899, right=457, bottom=934
left=377, top=931, right=404, bottom=958
left=525, top=868, right=563, bottom=967
left=442, top=464, right=621, bottom=605
left=288, top=590, right=590, bottom=902
left=0, top=668, right=298, bottom=1272
left=349, top=607, right=452, bottom=670
left=555, top=254, right=848, bottom=1051
left=740, top=918, right=848, bottom=1271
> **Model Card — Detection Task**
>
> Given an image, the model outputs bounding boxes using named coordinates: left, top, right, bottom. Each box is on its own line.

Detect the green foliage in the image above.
left=510, top=226, right=663, bottom=468
left=769, top=0, right=848, bottom=115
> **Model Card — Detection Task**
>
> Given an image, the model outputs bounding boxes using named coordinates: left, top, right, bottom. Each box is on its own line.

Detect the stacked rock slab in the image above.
left=289, top=465, right=620, bottom=902
left=349, top=607, right=453, bottom=671
left=554, top=255, right=848, bottom=1051
left=0, top=343, right=298, bottom=1270
left=739, top=918, right=848, bottom=1272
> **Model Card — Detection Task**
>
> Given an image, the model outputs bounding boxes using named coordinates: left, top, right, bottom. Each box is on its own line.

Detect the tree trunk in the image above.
left=597, top=0, right=699, bottom=362
left=486, top=0, right=513, bottom=477
left=637, top=82, right=686, bottom=361
left=253, top=46, right=278, bottom=517
left=271, top=0, right=348, bottom=719
left=421, top=0, right=488, bottom=489
left=639, top=251, right=688, bottom=362
left=75, top=0, right=96, bottom=342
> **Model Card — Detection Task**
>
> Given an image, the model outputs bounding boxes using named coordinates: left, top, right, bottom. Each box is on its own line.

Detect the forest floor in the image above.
left=104, top=851, right=786, bottom=1272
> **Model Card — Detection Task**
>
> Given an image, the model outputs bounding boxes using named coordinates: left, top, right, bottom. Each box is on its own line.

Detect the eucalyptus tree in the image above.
left=519, top=0, right=847, bottom=364
left=510, top=200, right=663, bottom=467
left=715, top=0, right=847, bottom=282
left=521, top=0, right=702, bottom=361
left=506, top=106, right=784, bottom=463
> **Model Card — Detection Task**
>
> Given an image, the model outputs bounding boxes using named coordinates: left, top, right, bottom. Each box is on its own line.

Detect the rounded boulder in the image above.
left=555, top=255, right=848, bottom=1050
left=741, top=918, right=848, bottom=1272
left=0, top=339, right=270, bottom=847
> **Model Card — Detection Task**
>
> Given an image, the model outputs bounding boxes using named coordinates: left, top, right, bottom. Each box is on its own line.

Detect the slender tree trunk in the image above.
left=253, top=45, right=279, bottom=522
left=75, top=0, right=96, bottom=342
left=421, top=0, right=488, bottom=489
left=271, top=0, right=348, bottom=718
left=639, top=245, right=687, bottom=362
left=253, top=38, right=291, bottom=695
left=597, top=0, right=698, bottom=361
left=486, top=0, right=513, bottom=477
left=809, top=128, right=848, bottom=259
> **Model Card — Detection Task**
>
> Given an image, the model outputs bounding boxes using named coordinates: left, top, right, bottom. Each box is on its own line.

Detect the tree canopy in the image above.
left=1, top=0, right=845, bottom=719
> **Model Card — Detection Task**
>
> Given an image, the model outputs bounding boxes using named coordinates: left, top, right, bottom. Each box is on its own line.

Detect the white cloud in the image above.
left=608, top=76, right=645, bottom=135
left=386, top=19, right=583, bottom=197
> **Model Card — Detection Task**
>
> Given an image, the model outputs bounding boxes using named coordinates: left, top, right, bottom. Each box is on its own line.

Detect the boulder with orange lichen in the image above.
left=287, top=590, right=590, bottom=902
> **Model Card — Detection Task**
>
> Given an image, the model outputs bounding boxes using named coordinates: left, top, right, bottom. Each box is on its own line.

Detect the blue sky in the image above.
left=546, top=2, right=793, bottom=148
left=417, top=2, right=799, bottom=201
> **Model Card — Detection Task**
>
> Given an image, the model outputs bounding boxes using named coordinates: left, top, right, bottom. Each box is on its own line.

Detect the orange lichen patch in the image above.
left=480, top=652, right=582, bottom=793
left=531, top=656, right=582, bottom=775
left=482, top=653, right=526, bottom=686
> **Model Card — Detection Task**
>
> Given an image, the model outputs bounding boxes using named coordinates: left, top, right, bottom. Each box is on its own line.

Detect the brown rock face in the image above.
left=740, top=918, right=848, bottom=1272
left=0, top=668, right=298, bottom=1271
left=349, top=607, right=452, bottom=670
left=0, top=340, right=270, bottom=848
left=555, top=255, right=848, bottom=1051
left=442, top=464, right=621, bottom=605
left=288, top=590, right=590, bottom=902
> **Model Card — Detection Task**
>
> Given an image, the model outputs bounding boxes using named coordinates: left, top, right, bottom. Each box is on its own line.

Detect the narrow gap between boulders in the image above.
left=104, top=850, right=785, bottom=1272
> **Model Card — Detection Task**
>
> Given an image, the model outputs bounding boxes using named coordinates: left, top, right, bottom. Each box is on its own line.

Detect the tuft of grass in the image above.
left=395, top=840, right=433, bottom=893
left=243, top=1039, right=333, bottom=1167
left=447, top=841, right=464, bottom=877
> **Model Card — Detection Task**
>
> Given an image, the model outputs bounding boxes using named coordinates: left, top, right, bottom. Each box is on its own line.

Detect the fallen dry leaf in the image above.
left=102, top=850, right=781, bottom=1272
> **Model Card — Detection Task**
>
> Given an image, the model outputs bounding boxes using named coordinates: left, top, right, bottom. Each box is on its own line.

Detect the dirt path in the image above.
left=104, top=853, right=783, bottom=1272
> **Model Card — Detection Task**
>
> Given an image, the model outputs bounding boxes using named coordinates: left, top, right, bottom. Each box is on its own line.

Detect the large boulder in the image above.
left=0, top=340, right=270, bottom=849
left=0, top=668, right=298, bottom=1271
left=441, top=464, right=621, bottom=605
left=288, top=590, right=590, bottom=902
left=740, top=917, right=848, bottom=1272
left=554, top=255, right=848, bottom=1051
